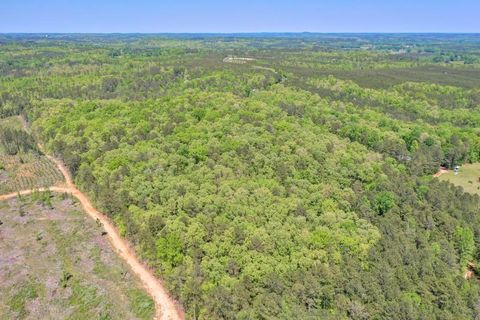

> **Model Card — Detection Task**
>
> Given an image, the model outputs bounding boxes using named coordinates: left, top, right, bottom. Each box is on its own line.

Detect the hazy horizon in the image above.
left=1, top=32, right=480, bottom=35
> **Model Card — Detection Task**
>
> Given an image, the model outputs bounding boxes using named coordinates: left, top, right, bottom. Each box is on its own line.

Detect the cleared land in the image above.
left=0, top=154, right=63, bottom=194
left=0, top=193, right=154, bottom=319
left=0, top=117, right=63, bottom=194
left=0, top=117, right=181, bottom=319
left=438, top=163, right=480, bottom=195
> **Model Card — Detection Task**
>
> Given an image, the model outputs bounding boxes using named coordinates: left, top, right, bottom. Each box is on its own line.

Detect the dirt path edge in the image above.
left=2, top=116, right=184, bottom=320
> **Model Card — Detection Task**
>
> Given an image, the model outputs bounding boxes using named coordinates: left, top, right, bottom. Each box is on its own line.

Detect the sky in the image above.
left=1, top=0, right=479, bottom=33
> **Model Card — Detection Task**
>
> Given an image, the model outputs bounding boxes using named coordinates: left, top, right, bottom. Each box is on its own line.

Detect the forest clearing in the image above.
left=438, top=163, right=480, bottom=195
left=0, top=194, right=155, bottom=319
left=0, top=118, right=183, bottom=320
left=0, top=117, right=63, bottom=194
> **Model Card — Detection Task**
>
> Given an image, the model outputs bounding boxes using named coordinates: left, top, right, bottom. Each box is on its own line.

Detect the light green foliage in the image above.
left=2, top=34, right=480, bottom=319
left=156, top=233, right=184, bottom=268
left=455, top=226, right=475, bottom=266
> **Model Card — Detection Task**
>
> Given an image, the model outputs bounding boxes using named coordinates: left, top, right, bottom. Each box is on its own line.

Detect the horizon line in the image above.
left=1, top=32, right=480, bottom=35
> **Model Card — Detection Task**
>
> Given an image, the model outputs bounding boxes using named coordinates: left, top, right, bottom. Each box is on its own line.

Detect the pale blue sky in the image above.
left=1, top=0, right=479, bottom=33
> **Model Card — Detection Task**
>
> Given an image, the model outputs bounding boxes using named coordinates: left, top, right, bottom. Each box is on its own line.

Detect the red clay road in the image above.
left=1, top=118, right=184, bottom=320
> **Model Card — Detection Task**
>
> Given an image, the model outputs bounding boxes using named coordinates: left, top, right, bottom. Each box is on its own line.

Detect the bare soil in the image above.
left=0, top=116, right=184, bottom=320
left=0, top=195, right=155, bottom=319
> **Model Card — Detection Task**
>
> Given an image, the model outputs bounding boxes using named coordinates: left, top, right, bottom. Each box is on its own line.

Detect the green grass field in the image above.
left=438, top=163, right=480, bottom=195
left=0, top=193, right=154, bottom=319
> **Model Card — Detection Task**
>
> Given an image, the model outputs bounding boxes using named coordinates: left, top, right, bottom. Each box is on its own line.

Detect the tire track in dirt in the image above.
left=1, top=116, right=184, bottom=320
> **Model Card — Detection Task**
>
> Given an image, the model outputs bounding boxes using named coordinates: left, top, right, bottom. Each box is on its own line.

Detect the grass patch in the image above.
left=0, top=116, right=23, bottom=132
left=68, top=281, right=109, bottom=318
left=0, top=195, right=155, bottom=319
left=438, top=163, right=480, bottom=195
left=8, top=281, right=39, bottom=318
left=128, top=288, right=155, bottom=320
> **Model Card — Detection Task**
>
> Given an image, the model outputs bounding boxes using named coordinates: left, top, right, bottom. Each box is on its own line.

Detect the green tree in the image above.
left=454, top=226, right=475, bottom=266
left=374, top=191, right=396, bottom=215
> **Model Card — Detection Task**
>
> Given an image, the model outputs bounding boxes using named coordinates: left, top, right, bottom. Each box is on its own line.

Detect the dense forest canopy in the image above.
left=2, top=33, right=480, bottom=319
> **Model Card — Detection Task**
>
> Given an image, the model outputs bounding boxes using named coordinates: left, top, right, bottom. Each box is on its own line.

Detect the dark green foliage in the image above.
left=374, top=191, right=396, bottom=215
left=31, top=190, right=53, bottom=209
left=0, top=127, right=38, bottom=155
left=60, top=271, right=73, bottom=288
left=2, top=33, right=480, bottom=319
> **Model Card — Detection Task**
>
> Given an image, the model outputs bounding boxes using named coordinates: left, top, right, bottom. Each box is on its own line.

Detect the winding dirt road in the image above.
left=1, top=117, right=184, bottom=320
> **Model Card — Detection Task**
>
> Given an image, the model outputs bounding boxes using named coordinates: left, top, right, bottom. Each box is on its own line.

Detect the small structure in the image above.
left=465, top=262, right=478, bottom=280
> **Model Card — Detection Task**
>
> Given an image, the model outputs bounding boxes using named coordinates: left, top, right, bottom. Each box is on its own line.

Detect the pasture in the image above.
left=438, top=163, right=480, bottom=195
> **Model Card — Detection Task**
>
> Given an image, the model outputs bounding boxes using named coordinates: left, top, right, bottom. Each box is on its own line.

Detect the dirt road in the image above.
left=433, top=167, right=448, bottom=178
left=2, top=117, right=184, bottom=320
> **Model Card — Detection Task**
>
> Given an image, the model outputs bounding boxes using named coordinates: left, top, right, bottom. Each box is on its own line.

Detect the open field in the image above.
left=438, top=163, right=480, bottom=195
left=0, top=115, right=182, bottom=320
left=0, top=193, right=154, bottom=319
